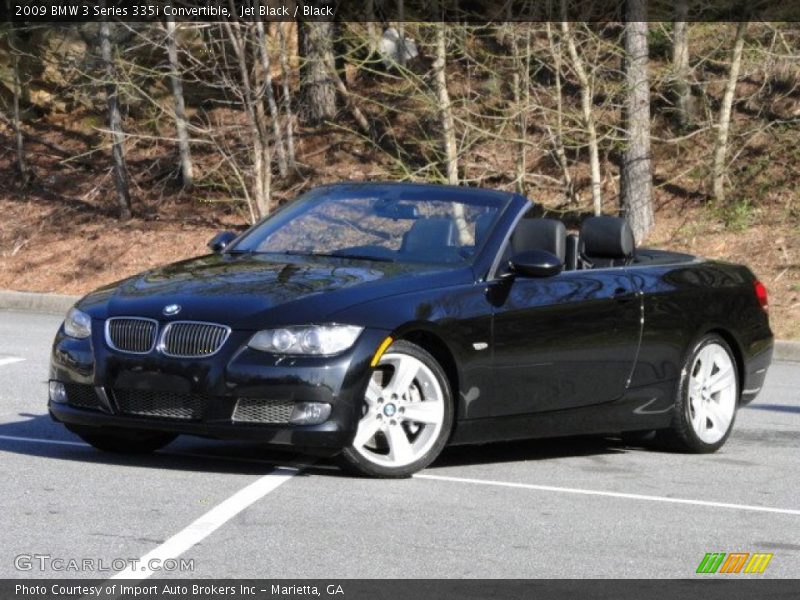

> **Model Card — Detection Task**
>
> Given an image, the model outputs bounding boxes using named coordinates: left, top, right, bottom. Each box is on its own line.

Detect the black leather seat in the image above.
left=510, top=218, right=567, bottom=263
left=565, top=233, right=582, bottom=271
left=579, top=216, right=635, bottom=268
left=401, top=217, right=457, bottom=257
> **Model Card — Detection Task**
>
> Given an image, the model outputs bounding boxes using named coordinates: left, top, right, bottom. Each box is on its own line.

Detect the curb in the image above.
left=0, top=290, right=80, bottom=316
left=1, top=289, right=799, bottom=362
left=774, top=341, right=800, bottom=363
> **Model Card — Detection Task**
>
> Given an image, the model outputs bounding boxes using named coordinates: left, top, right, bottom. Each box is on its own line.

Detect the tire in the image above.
left=67, top=425, right=177, bottom=454
left=339, top=340, right=454, bottom=478
left=658, top=334, right=739, bottom=453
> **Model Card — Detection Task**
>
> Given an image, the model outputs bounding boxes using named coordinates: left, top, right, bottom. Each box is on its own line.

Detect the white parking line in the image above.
left=0, top=434, right=85, bottom=447
left=111, top=466, right=300, bottom=580
left=414, top=473, right=800, bottom=517
left=0, top=433, right=305, bottom=581
left=5, top=433, right=798, bottom=523
left=0, top=357, right=25, bottom=367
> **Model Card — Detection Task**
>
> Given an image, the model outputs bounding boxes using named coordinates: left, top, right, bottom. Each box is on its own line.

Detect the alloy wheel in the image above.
left=686, top=342, right=737, bottom=444
left=352, top=351, right=446, bottom=468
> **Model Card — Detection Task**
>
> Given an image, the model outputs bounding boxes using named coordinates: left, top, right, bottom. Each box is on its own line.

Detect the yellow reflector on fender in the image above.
left=370, top=336, right=394, bottom=367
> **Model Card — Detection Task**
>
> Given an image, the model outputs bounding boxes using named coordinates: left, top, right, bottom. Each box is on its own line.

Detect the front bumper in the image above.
left=49, top=324, right=390, bottom=452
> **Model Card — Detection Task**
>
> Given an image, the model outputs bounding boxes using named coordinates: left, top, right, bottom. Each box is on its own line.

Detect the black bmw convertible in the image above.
left=49, top=183, right=773, bottom=477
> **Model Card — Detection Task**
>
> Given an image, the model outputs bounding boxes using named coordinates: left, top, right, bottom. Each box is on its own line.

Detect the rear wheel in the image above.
left=67, top=425, right=177, bottom=454
left=659, top=334, right=738, bottom=452
left=340, top=340, right=453, bottom=478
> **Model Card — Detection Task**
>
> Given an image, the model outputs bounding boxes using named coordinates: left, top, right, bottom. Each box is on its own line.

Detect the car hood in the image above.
left=78, top=253, right=471, bottom=329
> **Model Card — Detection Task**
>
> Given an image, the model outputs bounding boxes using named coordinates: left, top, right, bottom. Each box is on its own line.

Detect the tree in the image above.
left=221, top=21, right=272, bottom=219
left=671, top=0, right=694, bottom=129
left=433, top=24, right=458, bottom=187
left=561, top=19, right=603, bottom=216
left=99, top=21, right=133, bottom=220
left=7, top=18, right=29, bottom=182
left=432, top=24, right=470, bottom=244
left=165, top=17, right=194, bottom=189
left=255, top=18, right=288, bottom=177
left=298, top=20, right=337, bottom=124
left=276, top=23, right=296, bottom=168
left=620, top=2, right=654, bottom=243
left=711, top=22, right=747, bottom=204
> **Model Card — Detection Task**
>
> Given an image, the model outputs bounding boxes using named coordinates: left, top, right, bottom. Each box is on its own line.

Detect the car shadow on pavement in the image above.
left=0, top=412, right=318, bottom=476
left=430, top=435, right=629, bottom=469
left=1, top=412, right=638, bottom=478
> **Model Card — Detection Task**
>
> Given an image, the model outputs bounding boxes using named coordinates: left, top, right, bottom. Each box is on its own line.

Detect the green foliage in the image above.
left=711, top=198, right=754, bottom=231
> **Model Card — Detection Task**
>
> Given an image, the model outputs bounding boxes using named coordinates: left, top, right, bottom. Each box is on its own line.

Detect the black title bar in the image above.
left=4, top=0, right=800, bottom=22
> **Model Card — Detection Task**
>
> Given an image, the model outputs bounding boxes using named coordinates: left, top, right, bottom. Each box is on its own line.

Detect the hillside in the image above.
left=0, top=22, right=797, bottom=338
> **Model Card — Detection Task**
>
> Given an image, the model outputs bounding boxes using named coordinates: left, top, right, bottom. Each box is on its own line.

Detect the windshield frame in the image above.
left=226, top=183, right=516, bottom=268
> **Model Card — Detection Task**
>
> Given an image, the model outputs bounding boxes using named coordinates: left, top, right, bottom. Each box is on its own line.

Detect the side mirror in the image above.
left=208, top=231, right=237, bottom=253
left=508, top=250, right=563, bottom=278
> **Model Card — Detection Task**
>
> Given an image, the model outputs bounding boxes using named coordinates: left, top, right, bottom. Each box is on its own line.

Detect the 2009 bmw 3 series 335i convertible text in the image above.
left=49, top=183, right=773, bottom=477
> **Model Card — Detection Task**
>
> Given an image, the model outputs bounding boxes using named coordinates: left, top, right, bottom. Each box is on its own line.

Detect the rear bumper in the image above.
left=740, top=337, right=773, bottom=406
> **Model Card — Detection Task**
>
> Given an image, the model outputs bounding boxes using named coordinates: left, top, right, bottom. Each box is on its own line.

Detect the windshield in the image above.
left=230, top=186, right=509, bottom=266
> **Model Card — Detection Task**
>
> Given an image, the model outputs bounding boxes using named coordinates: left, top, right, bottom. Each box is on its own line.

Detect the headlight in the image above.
left=248, top=324, right=363, bottom=356
left=64, top=307, right=92, bottom=339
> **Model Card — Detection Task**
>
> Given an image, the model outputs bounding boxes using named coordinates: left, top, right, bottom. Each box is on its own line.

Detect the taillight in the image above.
left=753, top=280, right=768, bottom=312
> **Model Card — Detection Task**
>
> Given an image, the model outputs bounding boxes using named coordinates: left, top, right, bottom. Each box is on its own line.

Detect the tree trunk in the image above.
left=620, top=3, right=654, bottom=244
left=433, top=25, right=458, bottom=187
left=433, top=24, right=470, bottom=244
left=276, top=23, right=296, bottom=168
left=711, top=22, right=747, bottom=204
left=546, top=22, right=575, bottom=204
left=328, top=65, right=371, bottom=135
left=561, top=19, right=602, bottom=216
left=9, top=20, right=28, bottom=182
left=255, top=19, right=288, bottom=177
left=223, top=21, right=271, bottom=220
left=672, top=0, right=694, bottom=129
left=299, top=20, right=337, bottom=124
left=512, top=27, right=530, bottom=196
left=100, top=21, right=132, bottom=220
left=165, top=17, right=194, bottom=189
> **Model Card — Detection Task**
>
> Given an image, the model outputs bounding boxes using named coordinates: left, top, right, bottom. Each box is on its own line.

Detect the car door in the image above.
left=489, top=267, right=641, bottom=416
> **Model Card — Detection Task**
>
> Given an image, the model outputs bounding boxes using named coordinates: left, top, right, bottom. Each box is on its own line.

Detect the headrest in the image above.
left=402, top=217, right=456, bottom=254
left=511, top=219, right=567, bottom=262
left=579, top=216, right=635, bottom=259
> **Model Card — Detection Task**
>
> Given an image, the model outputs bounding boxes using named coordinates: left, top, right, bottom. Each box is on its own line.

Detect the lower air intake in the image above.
left=112, top=389, right=209, bottom=420
left=232, top=398, right=294, bottom=424
left=65, top=384, right=101, bottom=410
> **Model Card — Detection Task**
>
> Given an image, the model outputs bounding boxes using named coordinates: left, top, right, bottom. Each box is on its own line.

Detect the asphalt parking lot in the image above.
left=1, top=309, right=798, bottom=579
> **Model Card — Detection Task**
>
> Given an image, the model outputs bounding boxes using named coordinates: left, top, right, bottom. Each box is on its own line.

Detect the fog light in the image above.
left=290, top=402, right=331, bottom=425
left=49, top=381, right=67, bottom=404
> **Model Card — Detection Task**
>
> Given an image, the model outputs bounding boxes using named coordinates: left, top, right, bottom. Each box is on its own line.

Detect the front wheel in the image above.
left=659, top=334, right=739, bottom=453
left=340, top=340, right=454, bottom=478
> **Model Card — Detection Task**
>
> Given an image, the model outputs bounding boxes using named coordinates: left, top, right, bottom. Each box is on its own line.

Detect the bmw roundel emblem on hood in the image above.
left=163, top=304, right=181, bottom=316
